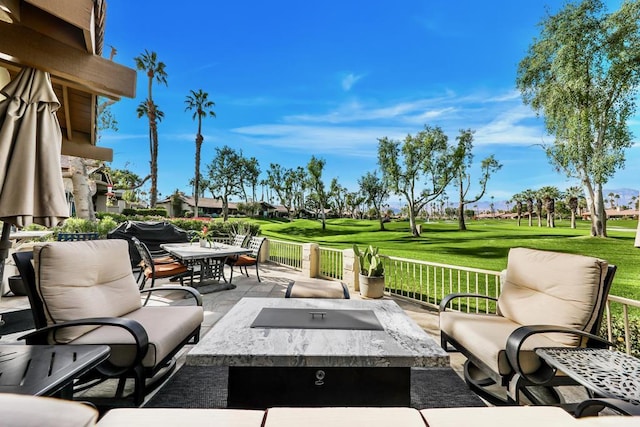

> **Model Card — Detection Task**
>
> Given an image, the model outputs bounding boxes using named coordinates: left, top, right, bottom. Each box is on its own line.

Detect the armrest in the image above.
left=139, top=286, right=203, bottom=306
left=575, top=398, right=640, bottom=417
left=506, top=325, right=614, bottom=384
left=19, top=317, right=149, bottom=367
left=439, top=293, right=498, bottom=312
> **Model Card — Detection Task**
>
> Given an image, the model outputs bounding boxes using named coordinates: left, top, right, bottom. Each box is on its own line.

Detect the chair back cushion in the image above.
left=34, top=239, right=142, bottom=343
left=497, top=247, right=608, bottom=346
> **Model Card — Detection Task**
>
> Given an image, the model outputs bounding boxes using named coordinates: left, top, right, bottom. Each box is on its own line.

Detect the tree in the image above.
left=510, top=192, right=526, bottom=226
left=451, top=129, right=502, bottom=231
left=265, top=164, right=297, bottom=221
left=134, top=50, right=167, bottom=208
left=307, top=156, right=329, bottom=230
left=378, top=125, right=455, bottom=237
left=185, top=89, right=216, bottom=217
left=358, top=171, right=389, bottom=231
left=328, top=178, right=348, bottom=218
left=539, top=185, right=561, bottom=227
left=346, top=192, right=366, bottom=219
left=522, top=189, right=536, bottom=226
left=206, top=145, right=244, bottom=221
left=517, top=0, right=640, bottom=237
left=240, top=157, right=261, bottom=203
left=535, top=191, right=544, bottom=227
left=565, top=185, right=584, bottom=228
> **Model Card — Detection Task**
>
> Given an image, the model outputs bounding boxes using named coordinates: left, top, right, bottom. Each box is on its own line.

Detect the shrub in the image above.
left=600, top=316, right=640, bottom=358
left=122, top=208, right=168, bottom=217
left=96, top=211, right=127, bottom=223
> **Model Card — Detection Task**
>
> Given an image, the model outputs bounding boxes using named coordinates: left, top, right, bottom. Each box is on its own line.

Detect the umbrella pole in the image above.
left=0, top=222, right=12, bottom=292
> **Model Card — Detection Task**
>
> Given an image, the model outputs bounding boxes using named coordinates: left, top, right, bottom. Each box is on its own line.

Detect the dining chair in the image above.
left=132, top=237, right=192, bottom=290
left=225, top=236, right=266, bottom=283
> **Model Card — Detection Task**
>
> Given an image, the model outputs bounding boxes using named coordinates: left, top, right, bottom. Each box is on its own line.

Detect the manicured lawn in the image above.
left=252, top=217, right=640, bottom=300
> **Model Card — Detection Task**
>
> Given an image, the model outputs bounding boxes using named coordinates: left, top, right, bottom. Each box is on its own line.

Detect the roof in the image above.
left=0, top=0, right=136, bottom=161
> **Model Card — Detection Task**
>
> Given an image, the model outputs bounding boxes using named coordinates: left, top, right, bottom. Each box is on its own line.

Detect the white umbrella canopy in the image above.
left=0, top=67, right=69, bottom=283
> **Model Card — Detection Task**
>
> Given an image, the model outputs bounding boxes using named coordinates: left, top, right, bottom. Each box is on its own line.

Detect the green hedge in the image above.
left=121, top=208, right=168, bottom=217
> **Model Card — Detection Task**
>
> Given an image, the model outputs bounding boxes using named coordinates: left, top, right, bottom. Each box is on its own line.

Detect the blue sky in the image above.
left=101, top=0, right=638, bottom=206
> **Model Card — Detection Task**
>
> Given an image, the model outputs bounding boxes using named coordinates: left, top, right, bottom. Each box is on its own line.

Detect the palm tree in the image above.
left=510, top=192, right=525, bottom=226
left=539, top=186, right=561, bottom=227
left=185, top=89, right=216, bottom=217
left=134, top=50, right=168, bottom=207
left=565, top=186, right=584, bottom=229
left=522, top=189, right=536, bottom=226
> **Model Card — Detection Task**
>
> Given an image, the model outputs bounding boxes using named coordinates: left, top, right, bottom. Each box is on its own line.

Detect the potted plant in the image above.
left=353, top=244, right=385, bottom=298
left=191, top=225, right=216, bottom=248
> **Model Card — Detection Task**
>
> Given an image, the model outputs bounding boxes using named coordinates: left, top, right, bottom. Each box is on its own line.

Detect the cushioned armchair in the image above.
left=439, top=247, right=616, bottom=406
left=13, top=239, right=204, bottom=406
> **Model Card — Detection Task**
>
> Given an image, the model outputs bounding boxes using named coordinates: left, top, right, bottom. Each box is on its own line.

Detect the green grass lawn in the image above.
left=251, top=217, right=640, bottom=301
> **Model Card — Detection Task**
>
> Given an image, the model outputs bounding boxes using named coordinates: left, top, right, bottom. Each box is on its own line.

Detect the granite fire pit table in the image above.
left=186, top=297, right=449, bottom=409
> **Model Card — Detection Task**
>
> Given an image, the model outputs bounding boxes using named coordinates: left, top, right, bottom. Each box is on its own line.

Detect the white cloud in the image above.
left=231, top=124, right=407, bottom=158
left=341, top=73, right=364, bottom=91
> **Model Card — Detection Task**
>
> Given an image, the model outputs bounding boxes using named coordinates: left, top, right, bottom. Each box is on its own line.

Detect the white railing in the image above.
left=262, top=239, right=640, bottom=356
left=267, top=239, right=303, bottom=269
left=604, top=295, right=640, bottom=356
left=382, top=255, right=502, bottom=312
left=319, top=247, right=343, bottom=280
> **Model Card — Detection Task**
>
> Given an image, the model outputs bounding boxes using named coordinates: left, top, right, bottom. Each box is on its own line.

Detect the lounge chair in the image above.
left=439, top=247, right=616, bottom=405
left=12, top=239, right=204, bottom=406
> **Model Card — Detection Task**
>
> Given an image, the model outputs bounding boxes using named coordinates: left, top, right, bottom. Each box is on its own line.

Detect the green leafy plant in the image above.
left=353, top=244, right=384, bottom=277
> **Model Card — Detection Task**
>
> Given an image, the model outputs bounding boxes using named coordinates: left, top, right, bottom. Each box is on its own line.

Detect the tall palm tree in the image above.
left=185, top=89, right=216, bottom=217
left=134, top=50, right=168, bottom=207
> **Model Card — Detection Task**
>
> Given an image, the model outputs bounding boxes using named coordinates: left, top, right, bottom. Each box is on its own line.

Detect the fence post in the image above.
left=259, top=238, right=270, bottom=263
left=343, top=248, right=360, bottom=292
left=301, top=243, right=319, bottom=278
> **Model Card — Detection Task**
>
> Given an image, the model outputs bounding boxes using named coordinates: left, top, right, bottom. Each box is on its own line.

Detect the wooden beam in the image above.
left=0, top=21, right=136, bottom=98
left=0, top=0, right=20, bottom=23
left=62, top=85, right=73, bottom=140
left=61, top=133, right=113, bottom=162
left=24, top=0, right=95, bottom=53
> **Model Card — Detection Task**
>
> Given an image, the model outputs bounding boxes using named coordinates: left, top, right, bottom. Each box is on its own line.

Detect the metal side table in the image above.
left=535, top=347, right=640, bottom=406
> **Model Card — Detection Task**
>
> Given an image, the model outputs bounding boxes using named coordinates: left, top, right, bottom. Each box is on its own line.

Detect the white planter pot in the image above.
left=359, top=274, right=385, bottom=299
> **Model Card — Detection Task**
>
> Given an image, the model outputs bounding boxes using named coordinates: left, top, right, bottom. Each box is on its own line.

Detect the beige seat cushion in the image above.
left=286, top=280, right=350, bottom=299
left=576, top=416, right=640, bottom=426
left=97, top=408, right=265, bottom=427
left=498, top=248, right=608, bottom=346
left=420, top=406, right=576, bottom=427
left=440, top=311, right=562, bottom=375
left=73, top=305, right=203, bottom=368
left=35, top=240, right=142, bottom=343
left=0, top=393, right=98, bottom=427
left=263, top=407, right=425, bottom=427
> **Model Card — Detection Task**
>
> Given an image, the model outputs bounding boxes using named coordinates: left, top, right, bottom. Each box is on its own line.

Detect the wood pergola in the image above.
left=0, top=0, right=136, bottom=161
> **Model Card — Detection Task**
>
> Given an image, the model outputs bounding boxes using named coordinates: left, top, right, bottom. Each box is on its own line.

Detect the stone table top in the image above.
left=186, top=297, right=449, bottom=368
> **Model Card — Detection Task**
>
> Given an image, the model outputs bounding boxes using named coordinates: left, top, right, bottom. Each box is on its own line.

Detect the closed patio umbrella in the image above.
left=0, top=67, right=69, bottom=284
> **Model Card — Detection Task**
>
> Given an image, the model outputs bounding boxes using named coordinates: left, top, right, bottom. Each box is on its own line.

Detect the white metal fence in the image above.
left=263, top=238, right=639, bottom=356
left=267, top=239, right=303, bottom=269
left=318, top=247, right=343, bottom=280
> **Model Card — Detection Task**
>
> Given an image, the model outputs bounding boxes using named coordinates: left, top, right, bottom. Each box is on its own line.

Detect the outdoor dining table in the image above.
left=160, top=242, right=252, bottom=292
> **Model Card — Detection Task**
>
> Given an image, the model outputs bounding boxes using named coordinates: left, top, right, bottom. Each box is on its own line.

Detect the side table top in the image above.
left=0, top=344, right=110, bottom=396
left=535, top=347, right=640, bottom=405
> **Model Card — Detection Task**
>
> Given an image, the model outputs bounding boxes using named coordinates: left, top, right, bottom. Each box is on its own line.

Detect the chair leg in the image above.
left=255, top=262, right=261, bottom=282
left=228, top=264, right=234, bottom=284
left=132, top=365, right=146, bottom=406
